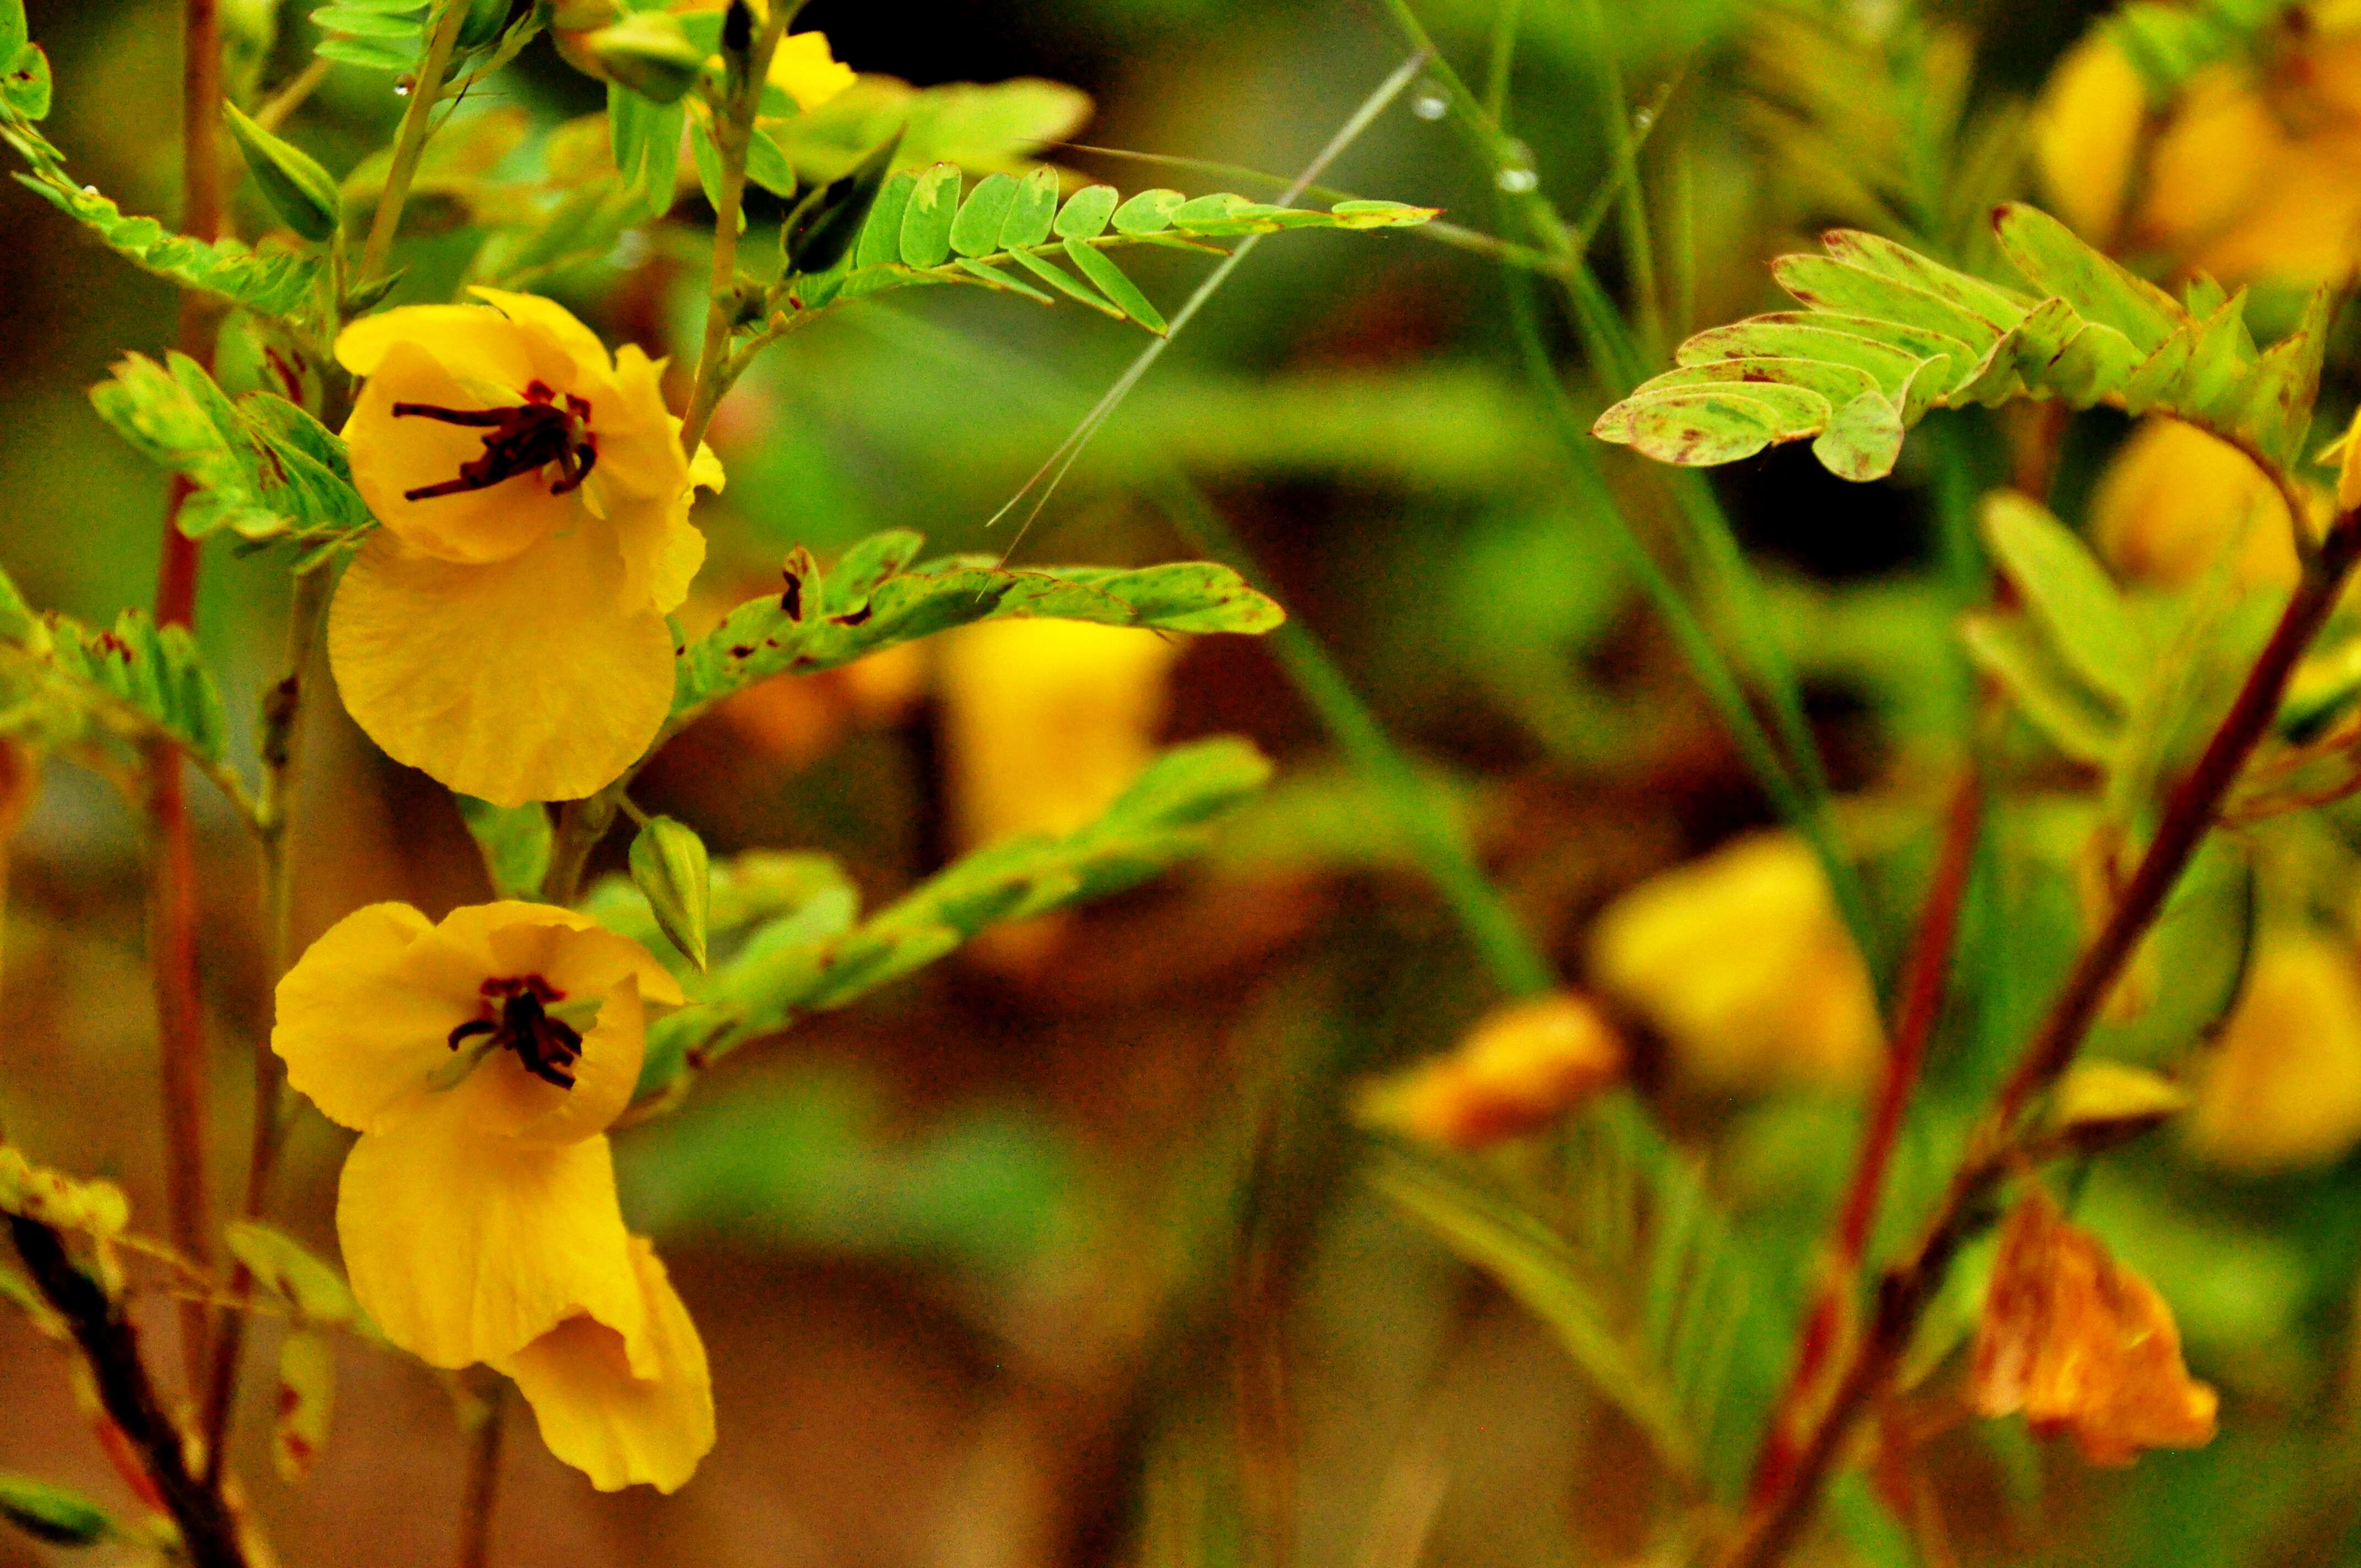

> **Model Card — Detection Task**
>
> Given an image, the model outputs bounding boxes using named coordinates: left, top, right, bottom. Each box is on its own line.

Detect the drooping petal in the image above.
left=592, top=345, right=690, bottom=503
left=344, top=339, right=575, bottom=566
left=272, top=902, right=476, bottom=1135
left=335, top=305, right=535, bottom=390
left=498, top=1238, right=714, bottom=1493
left=327, top=522, right=676, bottom=807
left=338, top=1099, right=642, bottom=1369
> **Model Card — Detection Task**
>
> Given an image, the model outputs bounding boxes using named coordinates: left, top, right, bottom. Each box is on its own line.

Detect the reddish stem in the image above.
left=152, top=0, right=224, bottom=1398
left=1747, top=767, right=1983, bottom=1504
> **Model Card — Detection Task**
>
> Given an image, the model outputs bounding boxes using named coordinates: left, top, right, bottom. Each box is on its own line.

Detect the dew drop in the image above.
left=1411, top=81, right=1449, bottom=121
left=1496, top=166, right=1539, bottom=194
left=80, top=183, right=97, bottom=195
left=1632, top=106, right=1656, bottom=132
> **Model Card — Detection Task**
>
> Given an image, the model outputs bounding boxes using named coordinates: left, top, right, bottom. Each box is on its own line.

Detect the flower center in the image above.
left=391, top=380, right=599, bottom=502
left=447, top=975, right=583, bottom=1090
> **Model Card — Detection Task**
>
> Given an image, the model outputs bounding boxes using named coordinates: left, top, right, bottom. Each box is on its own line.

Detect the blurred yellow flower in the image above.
left=2185, top=930, right=2361, bottom=1172
left=1354, top=992, right=1625, bottom=1149
left=2088, top=418, right=2303, bottom=590
left=274, top=901, right=712, bottom=1490
left=661, top=3, right=855, bottom=110
left=2038, top=10, right=2361, bottom=285
left=1588, top=833, right=1880, bottom=1094
left=938, top=619, right=1180, bottom=848
left=2033, top=35, right=2147, bottom=245
left=330, top=290, right=723, bottom=808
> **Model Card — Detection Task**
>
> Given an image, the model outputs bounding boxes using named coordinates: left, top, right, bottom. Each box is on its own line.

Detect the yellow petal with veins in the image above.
left=328, top=522, right=676, bottom=807
left=498, top=1238, right=714, bottom=1493
left=271, top=902, right=465, bottom=1135
left=335, top=304, right=534, bottom=390
left=338, top=1103, right=643, bottom=1369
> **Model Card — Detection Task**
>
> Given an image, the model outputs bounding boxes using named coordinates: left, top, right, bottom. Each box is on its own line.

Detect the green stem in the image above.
left=355, top=0, right=471, bottom=288
left=1152, top=477, right=1554, bottom=998
left=678, top=3, right=794, bottom=457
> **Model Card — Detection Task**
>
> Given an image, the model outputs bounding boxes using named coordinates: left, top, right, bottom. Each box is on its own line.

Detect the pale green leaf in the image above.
left=0, top=1475, right=111, bottom=1548
left=456, top=797, right=551, bottom=900
left=1982, top=493, right=2144, bottom=703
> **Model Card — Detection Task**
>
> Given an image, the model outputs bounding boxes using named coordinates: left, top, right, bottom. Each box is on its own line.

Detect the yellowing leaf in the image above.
left=273, top=1330, right=335, bottom=1483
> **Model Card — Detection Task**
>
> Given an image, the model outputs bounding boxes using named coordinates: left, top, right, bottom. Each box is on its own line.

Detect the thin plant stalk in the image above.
left=455, top=1384, right=506, bottom=1568
left=356, top=0, right=474, bottom=287
left=1724, top=508, right=2361, bottom=1567
left=152, top=0, right=230, bottom=1399
left=198, top=564, right=335, bottom=1474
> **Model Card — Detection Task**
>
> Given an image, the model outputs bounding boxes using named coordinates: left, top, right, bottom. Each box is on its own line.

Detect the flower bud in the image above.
left=2047, top=1060, right=2190, bottom=1153
left=629, top=814, right=711, bottom=971
left=221, top=101, right=340, bottom=243
left=587, top=10, right=708, bottom=105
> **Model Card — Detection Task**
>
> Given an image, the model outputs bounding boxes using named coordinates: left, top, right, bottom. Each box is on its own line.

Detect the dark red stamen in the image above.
left=391, top=380, right=597, bottom=503
left=446, top=974, right=582, bottom=1090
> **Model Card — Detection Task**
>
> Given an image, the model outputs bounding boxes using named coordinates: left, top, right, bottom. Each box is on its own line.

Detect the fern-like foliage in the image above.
left=0, top=51, right=321, bottom=319
left=781, top=163, right=1436, bottom=336
left=580, top=738, right=1276, bottom=1100
left=672, top=528, right=1285, bottom=721
left=89, top=353, right=373, bottom=563
left=308, top=0, right=431, bottom=71
left=2109, top=0, right=2299, bottom=98
left=1369, top=1102, right=1776, bottom=1498
left=1593, top=203, right=2329, bottom=484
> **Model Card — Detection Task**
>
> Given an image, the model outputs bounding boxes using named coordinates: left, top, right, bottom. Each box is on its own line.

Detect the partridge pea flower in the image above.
left=273, top=902, right=715, bottom=1489
left=330, top=290, right=723, bottom=807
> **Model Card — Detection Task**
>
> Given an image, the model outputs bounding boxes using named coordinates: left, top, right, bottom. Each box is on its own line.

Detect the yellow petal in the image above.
left=466, top=287, right=615, bottom=390
left=344, top=337, right=578, bottom=566
left=2033, top=36, right=2147, bottom=244
left=768, top=31, right=853, bottom=112
left=339, top=1099, right=643, bottom=1369
left=272, top=902, right=472, bottom=1134
left=2089, top=418, right=2300, bottom=590
left=1589, top=832, right=1881, bottom=1093
left=938, top=619, right=1180, bottom=847
left=593, top=345, right=690, bottom=503
left=335, top=304, right=535, bottom=390
left=327, top=522, right=676, bottom=807
left=2186, top=932, right=2361, bottom=1171
left=1354, top=992, right=1625, bottom=1149
left=498, top=1238, right=714, bottom=1493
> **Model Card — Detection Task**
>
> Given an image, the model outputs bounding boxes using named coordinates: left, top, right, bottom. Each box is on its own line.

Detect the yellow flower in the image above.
left=273, top=901, right=714, bottom=1489
left=2185, top=931, right=2361, bottom=1172
left=2033, top=35, right=2148, bottom=244
left=2088, top=418, right=2302, bottom=590
left=765, top=30, right=855, bottom=111
left=329, top=289, right=723, bottom=808
left=1354, top=993, right=1625, bottom=1149
left=1588, top=832, right=1881, bottom=1093
left=661, top=3, right=855, bottom=110
left=938, top=619, right=1180, bottom=848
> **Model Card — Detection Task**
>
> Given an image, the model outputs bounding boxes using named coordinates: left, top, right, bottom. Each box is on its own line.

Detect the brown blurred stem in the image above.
left=198, top=564, right=335, bottom=1479
left=1745, top=766, right=1983, bottom=1506
left=455, top=1383, right=506, bottom=1568
left=151, top=0, right=230, bottom=1401
left=8, top=1217, right=250, bottom=1568
left=1722, top=507, right=2361, bottom=1568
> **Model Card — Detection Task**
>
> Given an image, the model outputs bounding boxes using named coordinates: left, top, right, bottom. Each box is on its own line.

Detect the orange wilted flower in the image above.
left=1354, top=993, right=1625, bottom=1149
left=1969, top=1185, right=2218, bottom=1467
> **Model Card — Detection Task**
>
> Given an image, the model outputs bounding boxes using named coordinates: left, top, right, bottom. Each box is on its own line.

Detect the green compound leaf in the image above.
left=89, top=352, right=373, bottom=557
left=224, top=1221, right=360, bottom=1327
left=775, top=164, right=1435, bottom=336
left=456, top=796, right=551, bottom=900
left=0, top=1474, right=112, bottom=1548
left=621, top=739, right=1274, bottom=1098
left=309, top=0, right=426, bottom=69
left=672, top=531, right=1285, bottom=723
left=9, top=167, right=323, bottom=316
left=1595, top=202, right=2331, bottom=484
left=43, top=609, right=233, bottom=765
left=2, top=42, right=50, bottom=122
left=1961, top=611, right=2123, bottom=766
